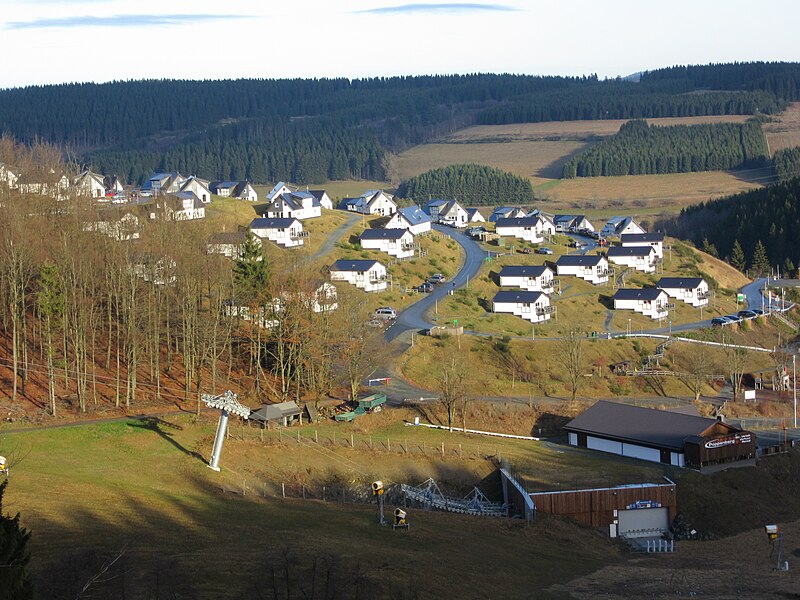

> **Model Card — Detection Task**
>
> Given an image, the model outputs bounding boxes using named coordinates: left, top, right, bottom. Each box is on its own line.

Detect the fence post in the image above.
left=302, top=485, right=305, bottom=500
left=388, top=438, right=391, bottom=452
left=282, top=482, right=285, bottom=498
left=323, top=486, right=326, bottom=501
left=441, top=442, right=445, bottom=457
left=315, top=430, right=318, bottom=444
left=351, top=433, right=354, bottom=448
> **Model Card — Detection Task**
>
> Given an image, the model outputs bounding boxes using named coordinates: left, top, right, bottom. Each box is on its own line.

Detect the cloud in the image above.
left=356, top=3, right=518, bottom=15
left=6, top=13, right=250, bottom=30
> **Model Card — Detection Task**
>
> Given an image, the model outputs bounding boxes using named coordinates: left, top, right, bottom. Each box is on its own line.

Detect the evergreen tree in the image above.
left=701, top=238, right=718, bottom=258
left=729, top=239, right=747, bottom=271
left=784, top=257, right=795, bottom=277
left=750, top=240, right=771, bottom=276
left=0, top=481, right=33, bottom=600
left=233, top=233, right=269, bottom=302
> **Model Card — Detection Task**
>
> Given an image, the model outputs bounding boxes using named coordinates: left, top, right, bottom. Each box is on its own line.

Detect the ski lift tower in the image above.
left=202, top=390, right=250, bottom=472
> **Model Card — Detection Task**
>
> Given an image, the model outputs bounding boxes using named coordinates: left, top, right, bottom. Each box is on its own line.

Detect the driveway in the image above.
left=384, top=224, right=488, bottom=341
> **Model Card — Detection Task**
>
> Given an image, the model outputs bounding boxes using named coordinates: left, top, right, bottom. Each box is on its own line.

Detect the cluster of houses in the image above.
left=613, top=277, right=710, bottom=320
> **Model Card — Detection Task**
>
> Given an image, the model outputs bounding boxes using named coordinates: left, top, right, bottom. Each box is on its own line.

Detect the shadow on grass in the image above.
left=126, top=417, right=206, bottom=464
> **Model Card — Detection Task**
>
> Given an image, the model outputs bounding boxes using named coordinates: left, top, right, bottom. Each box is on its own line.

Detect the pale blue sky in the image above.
left=0, top=0, right=798, bottom=88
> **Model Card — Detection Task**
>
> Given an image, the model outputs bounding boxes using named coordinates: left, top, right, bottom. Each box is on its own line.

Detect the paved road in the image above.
left=307, top=212, right=361, bottom=262
left=384, top=224, right=489, bottom=342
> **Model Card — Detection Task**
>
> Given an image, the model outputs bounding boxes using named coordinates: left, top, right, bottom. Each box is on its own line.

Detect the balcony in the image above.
left=290, top=231, right=309, bottom=240
left=536, top=305, right=555, bottom=315
left=697, top=291, right=710, bottom=300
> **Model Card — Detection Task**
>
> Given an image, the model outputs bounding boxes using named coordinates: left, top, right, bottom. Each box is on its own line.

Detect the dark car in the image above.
left=737, top=310, right=758, bottom=320
left=415, top=282, right=434, bottom=293
left=750, top=308, right=765, bottom=316
left=725, top=314, right=743, bottom=324
left=519, top=247, right=533, bottom=254
left=711, top=316, right=733, bottom=326
left=570, top=240, right=585, bottom=249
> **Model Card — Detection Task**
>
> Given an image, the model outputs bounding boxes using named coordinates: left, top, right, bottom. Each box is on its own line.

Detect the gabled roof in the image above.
left=621, top=232, right=664, bottom=243
left=211, top=181, right=240, bottom=190
left=466, top=208, right=483, bottom=219
left=249, top=217, right=300, bottom=229
left=267, top=181, right=294, bottom=200
left=613, top=288, right=667, bottom=302
left=556, top=254, right=606, bottom=267
left=490, top=206, right=526, bottom=221
left=249, top=401, right=302, bottom=422
left=208, top=231, right=248, bottom=245
left=493, top=290, right=546, bottom=304
left=330, top=259, right=383, bottom=272
left=657, top=277, right=706, bottom=289
left=607, top=245, right=654, bottom=258
left=554, top=214, right=578, bottom=224
left=495, top=216, right=541, bottom=228
left=308, top=190, right=328, bottom=200
left=498, top=265, right=551, bottom=278
left=397, top=205, right=431, bottom=226
left=564, top=400, right=737, bottom=451
left=360, top=228, right=411, bottom=240
left=439, top=200, right=465, bottom=217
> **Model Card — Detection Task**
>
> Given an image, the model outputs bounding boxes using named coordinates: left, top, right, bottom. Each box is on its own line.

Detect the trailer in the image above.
left=358, top=393, right=387, bottom=413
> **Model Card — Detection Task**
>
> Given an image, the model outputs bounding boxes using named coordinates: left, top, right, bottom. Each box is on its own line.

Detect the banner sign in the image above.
left=704, top=433, right=753, bottom=449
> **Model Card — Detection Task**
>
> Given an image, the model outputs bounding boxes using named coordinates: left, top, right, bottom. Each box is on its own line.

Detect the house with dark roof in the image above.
left=554, top=214, right=594, bottom=233
left=249, top=217, right=305, bottom=248
left=329, top=259, right=388, bottom=292
left=613, top=288, right=670, bottom=319
left=385, top=205, right=431, bottom=235
left=492, top=290, right=552, bottom=323
left=601, top=216, right=645, bottom=238
left=656, top=277, right=709, bottom=307
left=207, top=231, right=251, bottom=259
left=267, top=190, right=321, bottom=220
left=466, top=208, right=485, bottom=223
left=179, top=176, right=212, bottom=204
left=438, top=200, right=469, bottom=228
left=359, top=228, right=415, bottom=259
left=339, top=190, right=396, bottom=216
left=495, top=216, right=546, bottom=244
left=555, top=254, right=609, bottom=285
left=498, top=265, right=555, bottom=294
left=73, top=170, right=106, bottom=199
left=141, top=172, right=186, bottom=196
left=607, top=245, right=658, bottom=273
left=564, top=400, right=756, bottom=470
left=308, top=189, right=333, bottom=210
left=82, top=208, right=141, bottom=241
left=422, top=199, right=449, bottom=220
left=489, top=206, right=527, bottom=222
left=211, top=181, right=258, bottom=201
left=621, top=232, right=664, bottom=258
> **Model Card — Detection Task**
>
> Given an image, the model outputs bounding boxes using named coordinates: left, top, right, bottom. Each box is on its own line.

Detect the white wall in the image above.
left=587, top=436, right=623, bottom=454
left=621, top=443, right=661, bottom=463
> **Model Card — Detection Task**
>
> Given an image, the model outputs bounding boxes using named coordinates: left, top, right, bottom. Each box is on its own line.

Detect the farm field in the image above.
left=4, top=414, right=625, bottom=599
left=386, top=108, right=800, bottom=218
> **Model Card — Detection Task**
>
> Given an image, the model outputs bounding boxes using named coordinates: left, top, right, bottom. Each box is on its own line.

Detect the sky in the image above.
left=0, top=0, right=798, bottom=89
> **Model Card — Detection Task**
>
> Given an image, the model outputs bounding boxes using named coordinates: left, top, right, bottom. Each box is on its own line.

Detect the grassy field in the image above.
left=5, top=414, right=628, bottom=598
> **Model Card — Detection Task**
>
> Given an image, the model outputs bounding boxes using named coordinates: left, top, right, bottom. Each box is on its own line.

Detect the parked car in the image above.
left=374, top=307, right=397, bottom=320
left=750, top=308, right=765, bottom=316
left=570, top=240, right=585, bottom=249
left=427, top=273, right=446, bottom=284
left=415, top=282, right=434, bottom=293
left=711, top=316, right=733, bottom=326
left=725, top=314, right=743, bottom=324
left=468, top=226, right=486, bottom=238
left=597, top=238, right=607, bottom=247
left=535, top=247, right=554, bottom=255
left=519, top=247, right=533, bottom=254
left=737, top=310, right=758, bottom=320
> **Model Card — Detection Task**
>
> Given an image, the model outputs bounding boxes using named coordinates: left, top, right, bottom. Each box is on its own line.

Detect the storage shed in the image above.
left=249, top=401, right=303, bottom=427
left=564, top=401, right=756, bottom=471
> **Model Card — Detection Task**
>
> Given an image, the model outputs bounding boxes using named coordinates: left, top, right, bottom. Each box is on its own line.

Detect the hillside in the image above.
left=2, top=63, right=800, bottom=186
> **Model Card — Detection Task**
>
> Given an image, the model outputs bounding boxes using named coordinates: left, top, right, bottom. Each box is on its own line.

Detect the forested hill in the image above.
left=396, top=164, right=534, bottom=204
left=1, top=62, right=800, bottom=185
left=660, top=176, right=800, bottom=274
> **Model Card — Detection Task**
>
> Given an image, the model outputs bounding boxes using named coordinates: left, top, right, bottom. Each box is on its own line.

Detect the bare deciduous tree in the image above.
left=557, top=328, right=584, bottom=402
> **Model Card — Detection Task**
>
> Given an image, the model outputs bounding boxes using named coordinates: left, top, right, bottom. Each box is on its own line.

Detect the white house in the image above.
left=385, top=205, right=431, bottom=235
left=556, top=254, right=609, bottom=285
left=179, top=176, right=212, bottom=204
left=498, top=265, right=555, bottom=294
left=340, top=190, right=397, bottom=216
left=17, top=171, right=70, bottom=200
left=83, top=209, right=141, bottom=241
left=103, top=175, right=125, bottom=196
left=131, top=253, right=177, bottom=286
left=438, top=200, right=470, bottom=228
left=266, top=181, right=294, bottom=201
left=602, top=217, right=646, bottom=238
left=492, top=290, right=552, bottom=323
left=141, top=172, right=186, bottom=196
left=359, top=228, right=415, bottom=259
left=527, top=211, right=556, bottom=236
left=158, top=192, right=205, bottom=220
left=308, top=189, right=333, bottom=210
left=423, top=199, right=449, bottom=221
left=267, top=191, right=321, bottom=220
left=466, top=208, right=485, bottom=223
left=73, top=170, right=106, bottom=199
left=207, top=231, right=251, bottom=259
left=621, top=232, right=664, bottom=259
left=211, top=181, right=258, bottom=201
left=656, top=277, right=709, bottom=307
left=329, top=259, right=388, bottom=292
left=554, top=215, right=594, bottom=233
left=249, top=217, right=305, bottom=248
left=489, top=207, right=527, bottom=222
left=229, top=282, right=338, bottom=328
left=607, top=246, right=658, bottom=273
left=495, top=216, right=545, bottom=244
left=613, top=288, right=670, bottom=320
left=0, top=163, right=19, bottom=189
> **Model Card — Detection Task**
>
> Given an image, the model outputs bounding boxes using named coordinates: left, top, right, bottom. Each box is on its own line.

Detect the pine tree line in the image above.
left=660, top=176, right=800, bottom=275
left=562, top=120, right=770, bottom=178
left=396, top=164, right=534, bottom=205
left=773, top=146, right=800, bottom=182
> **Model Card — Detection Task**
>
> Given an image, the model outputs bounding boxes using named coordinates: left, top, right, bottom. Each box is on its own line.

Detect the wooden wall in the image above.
left=530, top=484, right=676, bottom=528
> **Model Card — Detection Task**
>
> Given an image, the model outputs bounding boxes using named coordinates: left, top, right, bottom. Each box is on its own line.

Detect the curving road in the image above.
left=384, top=224, right=489, bottom=342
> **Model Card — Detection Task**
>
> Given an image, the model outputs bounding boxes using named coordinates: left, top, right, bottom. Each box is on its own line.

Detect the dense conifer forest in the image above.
left=660, top=176, right=800, bottom=275
left=773, top=146, right=800, bottom=182
left=0, top=62, right=799, bottom=184
left=562, top=120, right=770, bottom=178
left=396, top=164, right=534, bottom=204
